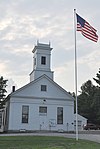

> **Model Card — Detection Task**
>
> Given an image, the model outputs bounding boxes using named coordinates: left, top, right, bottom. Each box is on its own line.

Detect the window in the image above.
left=57, top=107, right=63, bottom=124
left=41, top=56, right=46, bottom=65
left=74, top=120, right=82, bottom=127
left=22, top=105, right=29, bottom=123
left=39, top=106, right=47, bottom=115
left=0, top=113, right=2, bottom=128
left=41, top=85, right=47, bottom=91
left=34, top=58, right=36, bottom=65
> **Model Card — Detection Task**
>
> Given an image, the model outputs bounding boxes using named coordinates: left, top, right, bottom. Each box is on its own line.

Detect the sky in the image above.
left=0, top=0, right=100, bottom=95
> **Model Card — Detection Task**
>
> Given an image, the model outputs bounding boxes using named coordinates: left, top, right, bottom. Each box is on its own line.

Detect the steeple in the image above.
left=30, top=42, right=54, bottom=82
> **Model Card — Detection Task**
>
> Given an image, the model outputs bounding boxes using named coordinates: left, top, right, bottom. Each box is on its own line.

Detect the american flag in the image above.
left=76, top=13, right=98, bottom=42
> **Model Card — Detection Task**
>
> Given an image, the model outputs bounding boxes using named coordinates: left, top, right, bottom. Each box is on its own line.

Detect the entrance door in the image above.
left=39, top=106, right=48, bottom=130
left=39, top=116, right=48, bottom=130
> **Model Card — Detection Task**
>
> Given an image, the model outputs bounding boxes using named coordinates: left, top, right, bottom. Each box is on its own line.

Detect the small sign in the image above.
left=49, top=119, right=56, bottom=127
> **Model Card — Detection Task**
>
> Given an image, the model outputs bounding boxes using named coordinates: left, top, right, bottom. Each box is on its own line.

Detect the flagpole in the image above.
left=74, top=9, right=78, bottom=141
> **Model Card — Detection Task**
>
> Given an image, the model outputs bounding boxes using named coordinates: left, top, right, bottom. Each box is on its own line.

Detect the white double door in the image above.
left=39, top=116, right=48, bottom=130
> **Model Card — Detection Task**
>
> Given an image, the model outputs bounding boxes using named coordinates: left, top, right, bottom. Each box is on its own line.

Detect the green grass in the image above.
left=0, top=135, right=100, bottom=149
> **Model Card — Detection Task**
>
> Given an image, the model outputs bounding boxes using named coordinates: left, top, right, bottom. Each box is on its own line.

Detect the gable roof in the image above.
left=8, top=74, right=74, bottom=101
left=74, top=113, right=88, bottom=120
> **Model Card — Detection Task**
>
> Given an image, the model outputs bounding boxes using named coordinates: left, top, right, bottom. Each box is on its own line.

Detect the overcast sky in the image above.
left=0, top=0, right=100, bottom=94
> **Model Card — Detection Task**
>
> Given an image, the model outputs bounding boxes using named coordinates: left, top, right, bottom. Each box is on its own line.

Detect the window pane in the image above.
left=22, top=106, right=29, bottom=114
left=34, top=58, right=36, bottom=65
left=39, top=107, right=47, bottom=113
left=41, top=85, right=47, bottom=91
left=57, top=107, right=63, bottom=124
left=41, top=56, right=46, bottom=65
left=22, top=106, right=29, bottom=123
left=22, top=114, right=28, bottom=123
left=0, top=113, right=2, bottom=124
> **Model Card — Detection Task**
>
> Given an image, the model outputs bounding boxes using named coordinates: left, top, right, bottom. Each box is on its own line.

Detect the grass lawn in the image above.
left=0, top=135, right=100, bottom=149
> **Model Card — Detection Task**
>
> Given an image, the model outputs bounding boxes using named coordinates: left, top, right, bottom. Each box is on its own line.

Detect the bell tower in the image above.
left=30, top=42, right=54, bottom=82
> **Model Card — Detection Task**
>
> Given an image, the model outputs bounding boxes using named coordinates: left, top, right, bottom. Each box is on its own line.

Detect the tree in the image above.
left=77, top=68, right=100, bottom=125
left=92, top=88, right=100, bottom=124
left=78, top=80, right=97, bottom=123
left=80, top=80, right=96, bottom=96
left=93, top=68, right=100, bottom=86
left=0, top=76, right=8, bottom=108
left=92, top=69, right=100, bottom=124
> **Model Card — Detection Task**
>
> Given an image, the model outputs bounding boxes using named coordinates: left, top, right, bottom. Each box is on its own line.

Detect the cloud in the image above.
left=0, top=60, right=9, bottom=74
left=54, top=62, right=74, bottom=92
left=6, top=78, right=18, bottom=95
left=79, top=50, right=100, bottom=71
left=0, top=0, right=100, bottom=94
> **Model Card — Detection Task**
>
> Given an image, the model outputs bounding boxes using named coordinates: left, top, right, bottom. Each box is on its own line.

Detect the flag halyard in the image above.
left=76, top=13, right=98, bottom=42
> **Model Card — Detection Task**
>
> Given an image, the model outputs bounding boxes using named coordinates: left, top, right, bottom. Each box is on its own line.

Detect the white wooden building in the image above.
left=4, top=42, right=75, bottom=132
left=74, top=114, right=87, bottom=131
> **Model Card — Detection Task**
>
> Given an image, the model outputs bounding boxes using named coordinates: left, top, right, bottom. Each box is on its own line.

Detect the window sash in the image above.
left=34, top=58, right=36, bottom=65
left=22, top=106, right=29, bottom=123
left=41, top=85, right=47, bottom=91
left=39, top=107, right=47, bottom=113
left=41, top=56, right=46, bottom=65
left=57, top=107, right=63, bottom=124
left=39, top=106, right=47, bottom=116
